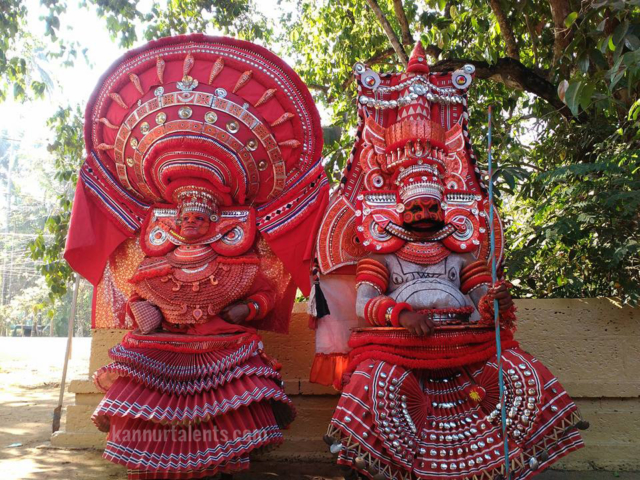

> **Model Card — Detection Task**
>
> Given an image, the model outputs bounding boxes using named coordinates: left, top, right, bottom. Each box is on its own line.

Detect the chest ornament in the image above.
left=131, top=253, right=259, bottom=324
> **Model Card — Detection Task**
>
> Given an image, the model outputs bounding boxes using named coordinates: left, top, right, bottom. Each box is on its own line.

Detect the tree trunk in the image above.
left=548, top=0, right=573, bottom=64
left=489, top=0, right=520, bottom=59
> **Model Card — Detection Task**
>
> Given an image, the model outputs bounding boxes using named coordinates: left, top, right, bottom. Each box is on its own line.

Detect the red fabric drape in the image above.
left=264, top=185, right=329, bottom=296
left=64, top=179, right=130, bottom=286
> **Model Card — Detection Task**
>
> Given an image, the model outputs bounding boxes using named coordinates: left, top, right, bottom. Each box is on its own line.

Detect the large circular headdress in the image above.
left=67, top=34, right=328, bottom=292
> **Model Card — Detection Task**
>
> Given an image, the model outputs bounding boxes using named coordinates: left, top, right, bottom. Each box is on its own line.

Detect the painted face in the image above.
left=179, top=211, right=211, bottom=240
left=402, top=198, right=444, bottom=231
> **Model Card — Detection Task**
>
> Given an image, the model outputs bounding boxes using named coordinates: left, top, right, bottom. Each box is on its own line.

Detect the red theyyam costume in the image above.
left=64, top=35, right=328, bottom=479
left=312, top=43, right=587, bottom=480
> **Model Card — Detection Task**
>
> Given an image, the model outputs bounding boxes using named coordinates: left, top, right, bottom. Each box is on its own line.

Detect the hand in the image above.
left=220, top=303, right=250, bottom=324
left=488, top=283, right=514, bottom=313
left=399, top=310, right=436, bottom=336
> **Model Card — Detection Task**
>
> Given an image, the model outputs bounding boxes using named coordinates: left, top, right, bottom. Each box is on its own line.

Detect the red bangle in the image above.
left=390, top=302, right=413, bottom=327
left=357, top=258, right=388, bottom=272
left=461, top=274, right=493, bottom=294
left=355, top=272, right=388, bottom=293
left=365, top=296, right=395, bottom=326
left=462, top=260, right=488, bottom=272
left=356, top=262, right=388, bottom=277
left=245, top=301, right=259, bottom=321
left=460, top=261, right=490, bottom=281
left=364, top=297, right=378, bottom=326
left=461, top=266, right=490, bottom=283
left=377, top=297, right=396, bottom=326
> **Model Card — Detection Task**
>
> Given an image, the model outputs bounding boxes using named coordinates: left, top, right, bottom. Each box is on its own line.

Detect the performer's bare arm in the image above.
left=354, top=253, right=387, bottom=318
left=356, top=254, right=435, bottom=336
left=221, top=273, right=276, bottom=325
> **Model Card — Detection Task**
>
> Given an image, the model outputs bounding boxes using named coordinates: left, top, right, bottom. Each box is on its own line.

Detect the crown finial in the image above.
left=407, top=41, right=430, bottom=74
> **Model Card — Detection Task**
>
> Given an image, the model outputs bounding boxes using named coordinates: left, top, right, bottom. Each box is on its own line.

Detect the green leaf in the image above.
left=564, top=80, right=583, bottom=116
left=503, top=170, right=516, bottom=190
left=590, top=48, right=608, bottom=69
left=628, top=100, right=640, bottom=121
left=610, top=65, right=627, bottom=90
left=613, top=21, right=629, bottom=46
left=577, top=53, right=590, bottom=73
left=579, top=82, right=596, bottom=111
left=564, top=12, right=578, bottom=28
left=625, top=34, right=640, bottom=51
left=623, top=49, right=640, bottom=71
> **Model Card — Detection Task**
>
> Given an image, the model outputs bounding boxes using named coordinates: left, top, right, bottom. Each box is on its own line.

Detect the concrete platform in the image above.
left=51, top=298, right=640, bottom=472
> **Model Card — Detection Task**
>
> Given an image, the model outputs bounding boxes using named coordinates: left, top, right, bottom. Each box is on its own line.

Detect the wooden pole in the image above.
left=52, top=274, right=79, bottom=433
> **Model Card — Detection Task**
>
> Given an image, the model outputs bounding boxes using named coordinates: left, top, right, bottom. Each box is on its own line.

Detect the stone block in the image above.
left=53, top=298, right=640, bottom=472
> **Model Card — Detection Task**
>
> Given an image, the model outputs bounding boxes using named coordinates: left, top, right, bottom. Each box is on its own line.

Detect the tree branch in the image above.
left=392, top=0, right=413, bottom=45
left=364, top=0, right=409, bottom=68
left=488, top=0, right=520, bottom=59
left=431, top=57, right=573, bottom=119
left=524, top=12, right=539, bottom=65
left=339, top=48, right=396, bottom=96
left=309, top=48, right=399, bottom=101
left=367, top=47, right=397, bottom=65
left=308, top=84, right=329, bottom=94
left=424, top=44, right=443, bottom=59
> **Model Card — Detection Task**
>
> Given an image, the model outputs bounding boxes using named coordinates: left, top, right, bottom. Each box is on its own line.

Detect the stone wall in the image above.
left=51, top=298, right=640, bottom=470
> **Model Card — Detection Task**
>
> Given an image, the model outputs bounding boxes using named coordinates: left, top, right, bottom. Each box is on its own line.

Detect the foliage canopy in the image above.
left=2, top=0, right=639, bottom=306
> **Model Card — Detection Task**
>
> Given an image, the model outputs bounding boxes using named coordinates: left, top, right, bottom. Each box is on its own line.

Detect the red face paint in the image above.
left=179, top=211, right=211, bottom=240
left=402, top=198, right=444, bottom=229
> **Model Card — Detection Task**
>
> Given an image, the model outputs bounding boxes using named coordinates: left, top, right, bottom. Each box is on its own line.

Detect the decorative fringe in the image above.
left=326, top=424, right=412, bottom=480
left=313, top=282, right=330, bottom=318
left=328, top=410, right=585, bottom=480
left=218, top=256, right=260, bottom=265
left=308, top=258, right=329, bottom=328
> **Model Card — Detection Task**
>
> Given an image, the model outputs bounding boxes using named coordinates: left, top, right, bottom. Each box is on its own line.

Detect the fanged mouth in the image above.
left=384, top=221, right=457, bottom=242
left=404, top=220, right=443, bottom=232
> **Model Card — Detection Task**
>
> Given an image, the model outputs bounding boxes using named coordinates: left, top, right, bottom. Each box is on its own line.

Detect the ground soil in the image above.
left=0, top=337, right=634, bottom=480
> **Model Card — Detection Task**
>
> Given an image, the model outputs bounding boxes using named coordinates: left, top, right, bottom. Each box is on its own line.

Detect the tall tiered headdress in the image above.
left=65, top=35, right=328, bottom=330
left=316, top=42, right=503, bottom=272
left=310, top=42, right=505, bottom=386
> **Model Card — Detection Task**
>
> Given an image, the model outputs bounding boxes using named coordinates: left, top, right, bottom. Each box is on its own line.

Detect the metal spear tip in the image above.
left=576, top=419, right=590, bottom=430
left=323, top=434, right=337, bottom=446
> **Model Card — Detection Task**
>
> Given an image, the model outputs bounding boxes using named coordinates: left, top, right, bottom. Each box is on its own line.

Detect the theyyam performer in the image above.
left=64, top=34, right=328, bottom=479
left=312, top=42, right=588, bottom=480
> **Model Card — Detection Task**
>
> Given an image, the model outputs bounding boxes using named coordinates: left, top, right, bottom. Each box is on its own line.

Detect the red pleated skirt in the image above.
left=328, top=343, right=584, bottom=480
left=93, top=331, right=295, bottom=479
